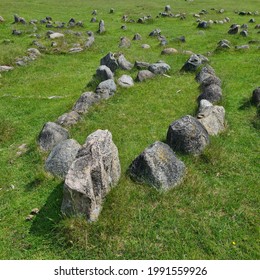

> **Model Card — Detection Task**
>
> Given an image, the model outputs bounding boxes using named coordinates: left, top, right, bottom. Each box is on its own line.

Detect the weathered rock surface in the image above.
left=161, top=48, right=178, bottom=55
left=96, top=65, right=114, bottom=81
left=181, top=54, right=203, bottom=72
left=49, top=32, right=64, bottom=39
left=197, top=100, right=225, bottom=135
left=134, top=61, right=150, bottom=70
left=136, top=70, right=155, bottom=82
left=118, top=36, right=131, bottom=48
left=100, top=52, right=119, bottom=73
left=96, top=79, right=117, bottom=97
left=252, top=87, right=260, bottom=106
left=38, top=122, right=69, bottom=151
left=117, top=75, right=134, bottom=87
left=129, top=141, right=186, bottom=191
left=166, top=115, right=210, bottom=155
left=195, top=65, right=216, bottom=83
left=56, top=111, right=81, bottom=127
left=0, top=65, right=14, bottom=72
left=45, top=139, right=81, bottom=178
left=117, top=54, right=133, bottom=70
left=98, top=19, right=105, bottom=33
left=61, top=129, right=121, bottom=221
left=73, top=92, right=100, bottom=114
left=148, top=62, right=171, bottom=74
left=133, top=33, right=142, bottom=40
left=197, top=84, right=222, bottom=104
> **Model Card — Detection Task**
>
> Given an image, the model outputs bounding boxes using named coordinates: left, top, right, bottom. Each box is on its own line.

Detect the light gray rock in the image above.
left=197, top=100, right=225, bottom=135
left=197, top=84, right=222, bottom=104
left=166, top=115, right=210, bottom=155
left=141, top=44, right=151, bottom=49
left=69, top=47, right=84, bottom=53
left=118, top=36, right=131, bottom=48
left=0, top=65, right=14, bottom=72
left=98, top=19, right=105, bottom=33
left=96, top=65, right=114, bottom=81
left=148, top=62, right=171, bottom=74
left=161, top=48, right=178, bottom=55
left=129, top=141, right=186, bottom=191
left=49, top=32, right=64, bottom=39
left=199, top=74, right=222, bottom=89
left=38, top=122, right=69, bottom=151
left=100, top=52, right=119, bottom=73
left=136, top=70, right=155, bottom=82
left=27, top=48, right=41, bottom=58
left=117, top=54, right=133, bottom=70
left=56, top=111, right=81, bottom=127
left=61, top=129, right=121, bottom=221
left=96, top=79, right=117, bottom=97
left=134, top=61, right=150, bottom=69
left=117, top=75, right=134, bottom=87
left=73, top=92, right=100, bottom=114
left=195, top=65, right=216, bottom=83
left=45, top=139, right=81, bottom=178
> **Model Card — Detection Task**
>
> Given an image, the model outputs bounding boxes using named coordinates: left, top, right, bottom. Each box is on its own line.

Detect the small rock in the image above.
left=100, top=52, right=119, bottom=73
left=118, top=36, right=131, bottom=48
left=30, top=208, right=40, bottom=215
left=133, top=33, right=142, bottom=40
left=117, top=53, right=133, bottom=70
left=136, top=70, right=155, bottom=82
left=148, top=62, right=171, bottom=74
left=197, top=84, right=222, bottom=104
left=73, top=92, right=100, bottom=114
left=26, top=215, right=34, bottom=221
left=98, top=19, right=105, bottom=33
left=96, top=65, right=114, bottom=81
left=96, top=79, right=117, bottom=97
left=134, top=61, right=150, bottom=69
left=117, top=75, right=134, bottom=87
left=252, top=87, right=260, bottom=106
left=161, top=48, right=178, bottom=55
left=141, top=44, right=151, bottom=49
left=56, top=111, right=81, bottom=127
left=0, top=66, right=14, bottom=72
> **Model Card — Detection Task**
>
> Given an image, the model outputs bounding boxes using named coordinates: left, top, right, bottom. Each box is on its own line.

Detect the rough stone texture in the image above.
left=49, top=32, right=64, bottom=39
left=228, top=25, right=239, bottom=34
left=38, top=122, right=69, bottom=151
left=96, top=79, right=117, bottom=97
left=197, top=100, right=225, bottom=135
left=118, top=36, right=131, bottom=48
left=56, top=111, right=81, bottom=127
left=100, top=52, right=119, bottom=73
left=199, top=74, right=222, bottom=89
left=96, top=65, right=114, bottom=81
left=117, top=75, right=134, bottom=87
left=117, top=54, right=133, bottom=70
left=148, top=62, right=171, bottom=74
left=73, top=92, right=100, bottom=114
left=27, top=48, right=41, bottom=58
left=133, top=33, right=142, bottom=40
left=85, top=32, right=95, bottom=48
left=195, top=65, right=216, bottom=83
left=61, top=129, right=121, bottom=221
left=0, top=65, right=14, bottom=72
left=181, top=54, right=203, bottom=72
left=136, top=70, right=155, bottom=82
left=166, top=115, right=210, bottom=155
left=197, top=84, right=222, bottom=104
left=134, top=61, right=150, bottom=69
left=252, top=87, right=260, bottom=106
left=161, top=48, right=178, bottom=55
left=129, top=141, right=186, bottom=191
left=45, top=139, right=81, bottom=178
left=98, top=19, right=105, bottom=33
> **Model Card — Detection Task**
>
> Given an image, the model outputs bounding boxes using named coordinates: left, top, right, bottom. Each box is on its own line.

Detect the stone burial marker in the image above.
left=166, top=115, right=210, bottom=155
left=61, top=129, right=121, bottom=222
left=129, top=141, right=186, bottom=191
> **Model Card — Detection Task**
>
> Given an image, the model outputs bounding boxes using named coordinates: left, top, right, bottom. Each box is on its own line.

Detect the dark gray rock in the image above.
left=117, top=54, right=133, bottom=70
left=252, top=87, right=260, bottom=106
left=98, top=19, right=105, bottom=33
left=235, top=45, right=250, bottom=50
left=197, top=21, right=208, bottom=28
left=148, top=62, right=171, bottom=74
left=228, top=25, right=239, bottom=34
left=195, top=65, right=216, bottom=83
left=92, top=10, right=97, bottom=15
left=96, top=79, right=116, bottom=97
left=73, top=92, right=100, bottom=114
left=133, top=33, right=142, bottom=40
left=197, top=84, right=222, bottom=104
left=161, top=48, right=178, bottom=55
left=240, top=30, right=248, bottom=37
left=129, top=141, right=186, bottom=191
left=199, top=74, right=222, bottom=89
left=165, top=5, right=171, bottom=12
left=117, top=75, right=134, bottom=87
left=56, top=111, right=81, bottom=127
left=134, top=61, right=150, bottom=70
left=38, top=122, right=69, bottom=151
left=149, top=28, right=161, bottom=36
left=166, top=115, right=210, bottom=155
left=96, top=65, right=114, bottom=81
left=181, top=54, right=203, bottom=72
left=61, top=129, right=121, bottom=221
left=197, top=100, right=225, bottom=135
left=45, top=139, right=81, bottom=178
left=217, top=39, right=231, bottom=49
left=136, top=70, right=155, bottom=82
left=90, top=17, right=97, bottom=23
left=100, top=52, right=119, bottom=73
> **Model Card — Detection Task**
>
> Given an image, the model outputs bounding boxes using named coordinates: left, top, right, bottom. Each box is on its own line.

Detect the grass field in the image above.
left=0, top=0, right=259, bottom=260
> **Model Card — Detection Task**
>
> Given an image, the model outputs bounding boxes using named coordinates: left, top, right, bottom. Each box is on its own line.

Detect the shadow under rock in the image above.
left=29, top=183, right=64, bottom=236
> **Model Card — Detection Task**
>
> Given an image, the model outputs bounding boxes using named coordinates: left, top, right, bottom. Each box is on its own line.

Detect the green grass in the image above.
left=0, top=0, right=259, bottom=260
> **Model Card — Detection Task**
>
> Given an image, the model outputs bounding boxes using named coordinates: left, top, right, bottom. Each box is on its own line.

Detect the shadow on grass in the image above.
left=29, top=183, right=63, bottom=236
left=238, top=97, right=253, bottom=110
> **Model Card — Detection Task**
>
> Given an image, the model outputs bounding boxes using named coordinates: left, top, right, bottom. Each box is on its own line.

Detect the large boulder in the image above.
left=166, top=115, right=210, bottom=155
left=38, top=122, right=69, bottom=151
left=129, top=141, right=186, bottom=191
left=148, top=62, right=171, bottom=74
left=61, top=129, right=121, bottom=221
left=96, top=65, right=114, bottom=81
left=96, top=79, right=117, bottom=98
left=45, top=139, right=81, bottom=178
left=73, top=92, right=100, bottom=114
left=195, top=65, right=216, bottom=83
left=197, top=100, right=225, bottom=135
left=100, top=52, right=119, bottom=73
left=197, top=84, right=222, bottom=104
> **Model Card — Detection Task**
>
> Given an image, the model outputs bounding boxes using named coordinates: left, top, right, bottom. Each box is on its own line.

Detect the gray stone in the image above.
left=45, top=139, right=81, bottom=178
left=129, top=141, right=186, bottom=191
left=118, top=36, right=131, bottom=48
left=117, top=75, right=134, bottom=87
left=252, top=87, right=260, bottom=106
left=134, top=61, right=150, bottom=70
left=235, top=45, right=250, bottom=50
left=38, top=122, right=69, bottom=151
left=0, top=65, right=14, bottom=72
left=61, top=129, right=121, bottom=221
left=85, top=32, right=95, bottom=48
left=96, top=79, right=116, bottom=97
left=149, top=28, right=161, bottom=37
left=90, top=17, right=97, bottom=23
left=197, top=84, right=222, bottom=104
left=197, top=21, right=208, bottom=28
left=49, top=32, right=64, bottom=39
left=166, top=115, right=210, bottom=155
left=56, top=111, right=81, bottom=127
left=228, top=25, right=239, bottom=34
left=141, top=44, right=151, bottom=49
left=69, top=47, right=84, bottom=53
left=197, top=100, right=225, bottom=135
left=195, top=66, right=216, bottom=83
left=73, top=92, right=100, bottom=114
left=136, top=70, right=155, bottom=82
left=240, top=30, right=248, bottom=37
left=165, top=5, right=171, bottom=12
left=96, top=65, right=114, bottom=81
left=133, top=33, right=142, bottom=40
left=148, top=62, right=171, bottom=74
left=0, top=16, right=4, bottom=22
left=117, top=54, right=133, bottom=70
left=100, top=52, right=119, bottom=73
left=181, top=54, right=203, bottom=72
left=98, top=20, right=105, bottom=33
left=161, top=48, right=178, bottom=55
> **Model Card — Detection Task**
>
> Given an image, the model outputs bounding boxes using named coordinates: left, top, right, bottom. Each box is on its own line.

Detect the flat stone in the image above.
left=148, top=62, right=171, bottom=74
left=161, top=48, right=178, bottom=55
left=136, top=70, right=155, bottom=82
left=56, top=111, right=81, bottom=127
left=49, top=32, right=64, bottom=39
left=73, top=92, right=100, bottom=114
left=0, top=65, right=14, bottom=72
left=117, top=75, right=134, bottom=87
